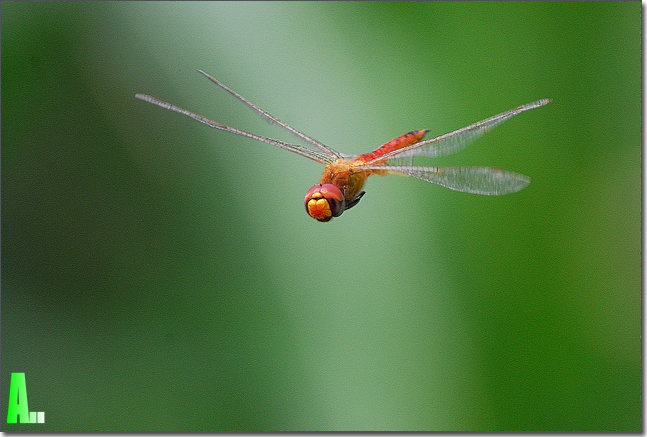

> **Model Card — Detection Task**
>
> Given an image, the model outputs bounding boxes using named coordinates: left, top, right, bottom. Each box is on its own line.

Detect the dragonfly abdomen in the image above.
left=355, top=129, right=428, bottom=163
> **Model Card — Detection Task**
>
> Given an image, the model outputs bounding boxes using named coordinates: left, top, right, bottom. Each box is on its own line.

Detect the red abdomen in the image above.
left=355, top=129, right=428, bottom=163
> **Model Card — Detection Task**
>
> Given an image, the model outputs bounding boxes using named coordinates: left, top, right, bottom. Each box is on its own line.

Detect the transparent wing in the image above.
left=197, top=70, right=343, bottom=160
left=357, top=165, right=530, bottom=195
left=134, top=93, right=334, bottom=164
left=364, top=99, right=551, bottom=165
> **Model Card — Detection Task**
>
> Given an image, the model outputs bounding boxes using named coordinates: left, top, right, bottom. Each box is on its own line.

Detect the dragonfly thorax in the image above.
left=320, top=160, right=369, bottom=203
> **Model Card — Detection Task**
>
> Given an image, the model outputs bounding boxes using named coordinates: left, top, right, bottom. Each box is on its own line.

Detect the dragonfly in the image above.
left=136, top=71, right=550, bottom=222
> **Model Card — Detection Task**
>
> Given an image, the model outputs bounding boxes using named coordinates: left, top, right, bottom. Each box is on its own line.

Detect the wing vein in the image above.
left=364, top=99, right=551, bottom=165
left=134, top=93, right=332, bottom=164
left=356, top=164, right=530, bottom=195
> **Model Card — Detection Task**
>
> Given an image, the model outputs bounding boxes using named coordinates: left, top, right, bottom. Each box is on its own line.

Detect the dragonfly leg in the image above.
left=345, top=191, right=366, bottom=211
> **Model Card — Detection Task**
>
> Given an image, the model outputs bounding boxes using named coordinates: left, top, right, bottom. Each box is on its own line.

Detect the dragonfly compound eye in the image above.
left=304, top=184, right=345, bottom=222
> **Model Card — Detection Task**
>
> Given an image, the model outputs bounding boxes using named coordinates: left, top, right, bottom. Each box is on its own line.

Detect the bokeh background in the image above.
left=1, top=1, right=640, bottom=431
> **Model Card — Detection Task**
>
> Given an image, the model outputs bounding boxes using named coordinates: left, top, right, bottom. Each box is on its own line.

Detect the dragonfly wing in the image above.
left=135, top=93, right=333, bottom=164
left=364, top=99, right=551, bottom=165
left=358, top=165, right=530, bottom=195
left=197, top=70, right=343, bottom=160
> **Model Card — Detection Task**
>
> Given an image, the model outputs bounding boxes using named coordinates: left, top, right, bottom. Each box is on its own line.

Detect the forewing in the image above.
left=365, top=99, right=551, bottom=165
left=358, top=165, right=530, bottom=195
left=135, top=93, right=333, bottom=164
left=197, top=70, right=343, bottom=160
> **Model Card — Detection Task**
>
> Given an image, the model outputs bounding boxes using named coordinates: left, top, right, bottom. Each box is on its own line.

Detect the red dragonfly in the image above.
left=136, top=71, right=550, bottom=222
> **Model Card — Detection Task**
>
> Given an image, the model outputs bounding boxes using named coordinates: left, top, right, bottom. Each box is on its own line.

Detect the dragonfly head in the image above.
left=304, top=184, right=345, bottom=222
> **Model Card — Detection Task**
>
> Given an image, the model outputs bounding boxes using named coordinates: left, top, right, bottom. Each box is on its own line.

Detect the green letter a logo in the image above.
left=7, top=373, right=30, bottom=423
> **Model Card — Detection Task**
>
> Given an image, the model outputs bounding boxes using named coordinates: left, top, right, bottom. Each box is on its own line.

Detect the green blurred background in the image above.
left=1, top=1, right=640, bottom=431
